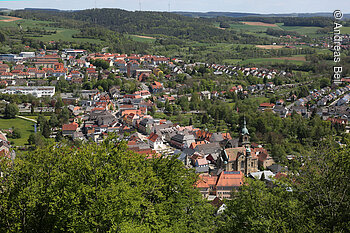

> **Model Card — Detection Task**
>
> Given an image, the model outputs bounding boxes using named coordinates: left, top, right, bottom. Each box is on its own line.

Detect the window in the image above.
left=241, top=161, right=244, bottom=168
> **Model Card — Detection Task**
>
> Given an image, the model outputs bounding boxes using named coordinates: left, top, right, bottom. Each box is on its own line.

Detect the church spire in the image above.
left=241, top=116, right=249, bottom=135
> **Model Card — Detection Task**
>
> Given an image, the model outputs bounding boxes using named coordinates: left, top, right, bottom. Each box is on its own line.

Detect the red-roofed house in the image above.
left=62, top=122, right=79, bottom=136
left=147, top=132, right=164, bottom=150
left=259, top=103, right=275, bottom=111
left=216, top=171, right=244, bottom=199
left=150, top=81, right=163, bottom=93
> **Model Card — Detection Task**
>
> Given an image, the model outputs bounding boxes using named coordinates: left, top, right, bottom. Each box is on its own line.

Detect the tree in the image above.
left=11, top=127, right=21, bottom=139
left=59, top=107, right=70, bottom=124
left=37, top=114, right=47, bottom=130
left=217, top=179, right=315, bottom=233
left=27, top=133, right=46, bottom=147
left=42, top=122, right=51, bottom=138
left=55, top=97, right=64, bottom=113
left=49, top=114, right=59, bottom=128
left=0, top=135, right=214, bottom=232
left=4, top=103, right=19, bottom=119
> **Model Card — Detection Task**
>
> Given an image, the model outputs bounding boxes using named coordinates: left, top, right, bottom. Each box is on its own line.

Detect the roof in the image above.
left=259, top=103, right=275, bottom=108
left=216, top=171, right=244, bottom=187
left=195, top=158, right=208, bottom=166
left=224, top=147, right=245, bottom=161
left=148, top=132, right=159, bottom=143
left=62, top=122, right=79, bottom=131
left=196, top=174, right=218, bottom=188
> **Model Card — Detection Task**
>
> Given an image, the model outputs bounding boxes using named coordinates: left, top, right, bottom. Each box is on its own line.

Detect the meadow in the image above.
left=0, top=117, right=35, bottom=146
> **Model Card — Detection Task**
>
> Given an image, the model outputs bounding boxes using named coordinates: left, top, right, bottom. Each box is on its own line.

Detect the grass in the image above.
left=0, top=117, right=35, bottom=146
left=341, top=27, right=350, bottom=34
left=25, top=115, right=50, bottom=121
left=229, top=23, right=279, bottom=32
left=276, top=23, right=323, bottom=37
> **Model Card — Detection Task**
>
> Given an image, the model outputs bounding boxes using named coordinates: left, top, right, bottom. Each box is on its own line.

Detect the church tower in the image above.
left=240, top=117, right=250, bottom=149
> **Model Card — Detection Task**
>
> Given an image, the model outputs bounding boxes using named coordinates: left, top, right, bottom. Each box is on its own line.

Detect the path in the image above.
left=17, top=115, right=37, bottom=123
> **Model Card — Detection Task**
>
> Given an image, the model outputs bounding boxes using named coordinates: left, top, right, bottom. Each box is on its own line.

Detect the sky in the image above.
left=0, top=0, right=349, bottom=14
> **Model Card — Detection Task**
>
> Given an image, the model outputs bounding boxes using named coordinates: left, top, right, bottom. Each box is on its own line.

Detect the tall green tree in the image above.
left=4, top=103, right=19, bottom=119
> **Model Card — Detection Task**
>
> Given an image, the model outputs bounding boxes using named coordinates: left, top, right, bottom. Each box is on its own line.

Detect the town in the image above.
left=1, top=47, right=350, bottom=201
left=0, top=6, right=349, bottom=233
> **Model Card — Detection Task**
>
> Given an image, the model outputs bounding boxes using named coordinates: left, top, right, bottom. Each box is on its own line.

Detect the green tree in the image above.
left=11, top=127, right=21, bottom=139
left=49, top=114, right=59, bottom=128
left=0, top=136, right=214, bottom=232
left=217, top=179, right=315, bottom=233
left=4, top=103, right=19, bottom=119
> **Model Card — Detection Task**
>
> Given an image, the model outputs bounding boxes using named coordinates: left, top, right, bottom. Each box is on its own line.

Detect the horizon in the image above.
left=0, top=0, right=349, bottom=14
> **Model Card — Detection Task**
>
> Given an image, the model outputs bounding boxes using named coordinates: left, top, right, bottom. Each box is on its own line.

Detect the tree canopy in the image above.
left=0, top=135, right=214, bottom=232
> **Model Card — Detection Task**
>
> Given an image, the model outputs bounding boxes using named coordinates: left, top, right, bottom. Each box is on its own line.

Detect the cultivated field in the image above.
left=0, top=16, right=22, bottom=22
left=242, top=21, right=278, bottom=27
left=270, top=56, right=306, bottom=61
left=256, top=45, right=285, bottom=49
left=129, top=35, right=156, bottom=43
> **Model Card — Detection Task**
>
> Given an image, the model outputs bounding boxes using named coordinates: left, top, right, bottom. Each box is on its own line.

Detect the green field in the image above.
left=223, top=55, right=307, bottom=65
left=0, top=117, right=35, bottom=146
left=341, top=27, right=350, bottom=34
left=129, top=35, right=156, bottom=43
left=276, top=23, right=323, bottom=37
left=229, top=23, right=280, bottom=32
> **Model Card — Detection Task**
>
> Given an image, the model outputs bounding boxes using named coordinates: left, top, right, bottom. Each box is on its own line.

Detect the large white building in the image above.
left=0, top=86, right=55, bottom=97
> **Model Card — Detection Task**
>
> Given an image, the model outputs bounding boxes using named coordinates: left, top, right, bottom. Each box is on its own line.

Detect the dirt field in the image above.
left=271, top=56, right=306, bottom=61
left=242, top=21, right=278, bottom=27
left=256, top=45, right=284, bottom=49
left=0, top=16, right=22, bottom=22
left=133, top=35, right=156, bottom=39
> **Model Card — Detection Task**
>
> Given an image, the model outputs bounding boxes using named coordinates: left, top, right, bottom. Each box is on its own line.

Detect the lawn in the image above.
left=0, top=117, right=35, bottom=146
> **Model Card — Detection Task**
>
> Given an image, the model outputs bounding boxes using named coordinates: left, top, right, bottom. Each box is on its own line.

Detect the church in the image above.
left=218, top=118, right=271, bottom=176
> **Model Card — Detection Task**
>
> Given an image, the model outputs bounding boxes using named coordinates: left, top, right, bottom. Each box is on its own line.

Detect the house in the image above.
left=196, top=174, right=218, bottom=198
left=259, top=103, right=275, bottom=111
left=170, top=133, right=195, bottom=149
left=62, top=122, right=79, bottom=136
left=195, top=142, right=222, bottom=160
left=147, top=132, right=164, bottom=150
left=194, top=158, right=209, bottom=173
left=150, top=81, right=163, bottom=93
left=216, top=171, right=244, bottom=199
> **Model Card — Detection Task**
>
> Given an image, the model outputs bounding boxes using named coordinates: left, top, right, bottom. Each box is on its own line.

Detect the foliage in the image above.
left=0, top=136, right=214, bottom=232
left=4, top=103, right=19, bottom=119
